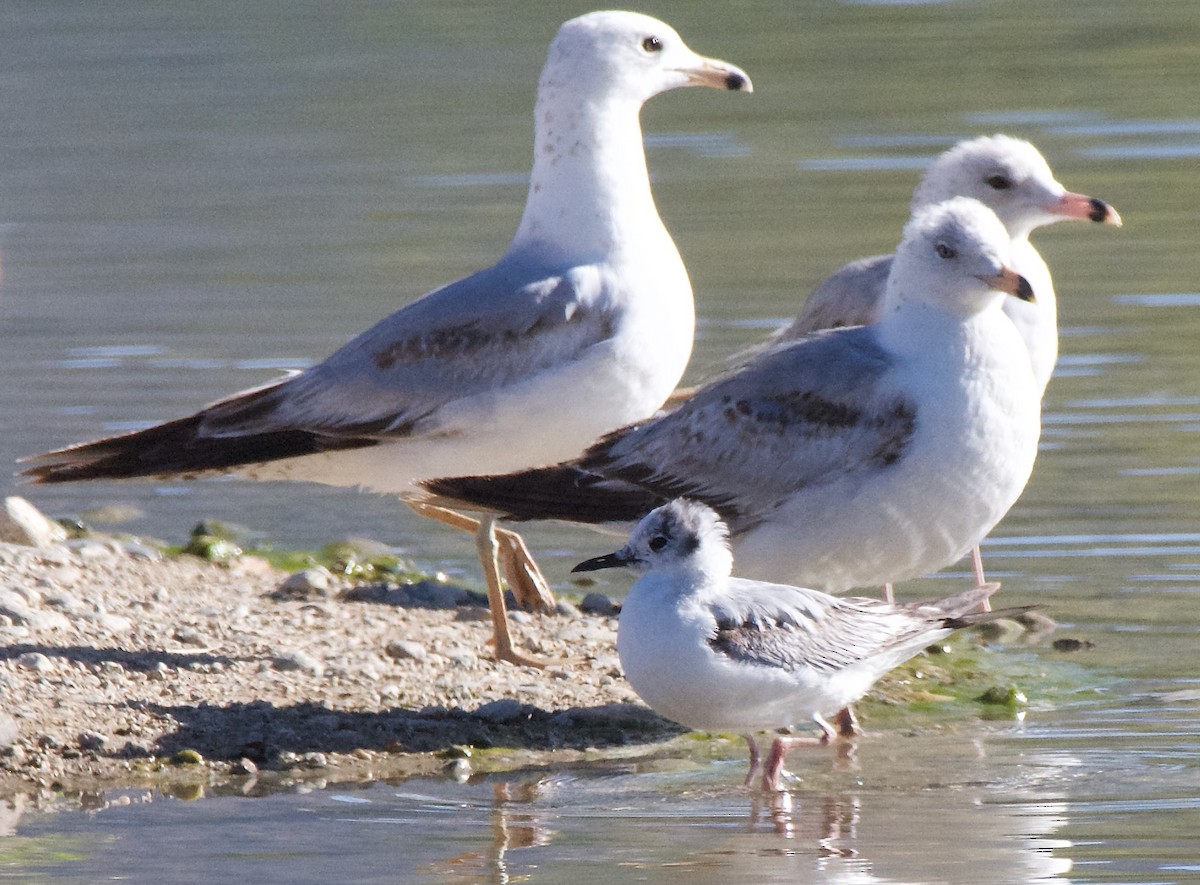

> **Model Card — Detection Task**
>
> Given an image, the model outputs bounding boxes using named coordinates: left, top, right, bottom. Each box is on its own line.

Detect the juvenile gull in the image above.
left=573, top=499, right=1022, bottom=791
left=21, top=11, right=752, bottom=668
left=426, top=197, right=1043, bottom=598
left=782, top=134, right=1120, bottom=597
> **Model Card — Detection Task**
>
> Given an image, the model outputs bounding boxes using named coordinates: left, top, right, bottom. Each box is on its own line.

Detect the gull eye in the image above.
left=935, top=243, right=957, bottom=260
left=648, top=535, right=669, bottom=552
left=641, top=35, right=663, bottom=53
left=985, top=174, right=1013, bottom=190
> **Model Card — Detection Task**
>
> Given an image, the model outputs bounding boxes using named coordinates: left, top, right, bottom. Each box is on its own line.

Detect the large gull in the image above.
left=778, top=134, right=1120, bottom=598
left=426, top=198, right=1043, bottom=601
left=573, top=499, right=1024, bottom=791
left=21, top=10, right=752, bottom=668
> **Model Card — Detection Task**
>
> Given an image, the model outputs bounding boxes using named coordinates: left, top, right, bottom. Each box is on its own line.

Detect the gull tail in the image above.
left=20, top=382, right=377, bottom=484
left=423, top=465, right=665, bottom=524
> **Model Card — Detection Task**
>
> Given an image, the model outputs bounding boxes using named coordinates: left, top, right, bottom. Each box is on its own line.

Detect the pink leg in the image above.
left=881, top=582, right=894, bottom=603
left=743, top=735, right=761, bottom=787
left=970, top=546, right=994, bottom=611
left=761, top=734, right=828, bottom=792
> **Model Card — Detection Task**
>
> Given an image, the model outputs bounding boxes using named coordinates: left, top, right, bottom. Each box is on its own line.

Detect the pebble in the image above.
left=173, top=626, right=207, bottom=646
left=580, top=593, right=618, bottom=616
left=0, top=497, right=68, bottom=548
left=77, top=731, right=107, bottom=752
left=385, top=639, right=428, bottom=661
left=474, top=698, right=540, bottom=724
left=0, top=713, right=18, bottom=749
left=273, top=650, right=324, bottom=676
left=16, top=653, right=55, bottom=673
left=232, top=757, right=258, bottom=776
left=274, top=567, right=336, bottom=600
left=0, top=590, right=71, bottom=631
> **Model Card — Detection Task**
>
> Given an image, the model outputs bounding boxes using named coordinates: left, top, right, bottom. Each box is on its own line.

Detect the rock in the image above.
left=16, top=652, right=55, bottom=673
left=973, top=618, right=1026, bottom=643
left=272, top=650, right=324, bottom=675
left=274, top=567, right=335, bottom=600
left=474, top=698, right=540, bottom=724
left=554, top=599, right=581, bottom=618
left=40, top=587, right=85, bottom=613
left=1016, top=610, right=1058, bottom=634
left=301, top=752, right=328, bottom=769
left=405, top=581, right=471, bottom=609
left=120, top=541, right=163, bottom=562
left=385, top=639, right=427, bottom=661
left=0, top=713, right=18, bottom=749
left=0, top=590, right=70, bottom=631
left=0, top=497, right=68, bottom=548
left=580, top=593, right=618, bottom=616
left=173, top=626, right=207, bottom=646
left=78, top=731, right=107, bottom=752
left=232, top=757, right=258, bottom=776
left=170, top=748, right=204, bottom=766
left=1052, top=637, right=1095, bottom=652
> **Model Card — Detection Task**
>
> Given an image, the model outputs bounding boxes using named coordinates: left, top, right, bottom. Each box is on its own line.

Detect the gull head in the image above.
left=572, top=499, right=734, bottom=578
left=890, top=197, right=1035, bottom=318
left=543, top=11, right=752, bottom=107
left=912, top=134, right=1121, bottom=240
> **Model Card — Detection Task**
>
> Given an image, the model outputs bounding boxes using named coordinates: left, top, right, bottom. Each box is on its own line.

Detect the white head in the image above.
left=912, top=135, right=1121, bottom=240
left=572, top=499, right=734, bottom=579
left=888, top=197, right=1035, bottom=318
left=540, top=11, right=752, bottom=109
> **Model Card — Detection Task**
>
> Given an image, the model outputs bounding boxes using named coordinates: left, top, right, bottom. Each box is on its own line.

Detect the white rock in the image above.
left=385, top=639, right=428, bottom=661
left=0, top=590, right=71, bottom=631
left=0, top=498, right=67, bottom=548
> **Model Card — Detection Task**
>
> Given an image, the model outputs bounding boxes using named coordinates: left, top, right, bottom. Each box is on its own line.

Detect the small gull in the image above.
left=573, top=499, right=1024, bottom=791
left=426, top=197, right=1042, bottom=599
left=780, top=134, right=1120, bottom=598
left=20, top=11, right=752, bottom=668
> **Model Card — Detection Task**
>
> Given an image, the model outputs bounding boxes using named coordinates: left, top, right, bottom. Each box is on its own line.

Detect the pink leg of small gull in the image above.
left=881, top=582, right=895, bottom=603
left=761, top=717, right=838, bottom=792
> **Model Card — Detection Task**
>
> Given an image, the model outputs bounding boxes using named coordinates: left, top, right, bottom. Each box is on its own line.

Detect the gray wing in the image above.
left=194, top=255, right=619, bottom=439
left=582, top=325, right=915, bottom=525
left=706, top=579, right=940, bottom=674
left=774, top=254, right=894, bottom=341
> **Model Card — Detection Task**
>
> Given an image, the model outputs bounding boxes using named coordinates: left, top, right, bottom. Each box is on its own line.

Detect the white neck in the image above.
left=512, top=90, right=665, bottom=261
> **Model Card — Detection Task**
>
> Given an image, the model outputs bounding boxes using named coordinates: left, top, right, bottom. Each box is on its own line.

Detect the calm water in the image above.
left=3, top=0, right=1200, bottom=880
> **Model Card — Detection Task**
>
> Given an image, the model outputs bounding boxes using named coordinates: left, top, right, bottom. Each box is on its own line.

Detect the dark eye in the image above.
left=985, top=174, right=1012, bottom=190
left=935, top=243, right=956, bottom=260
left=641, top=35, right=663, bottom=53
left=648, top=535, right=668, bottom=552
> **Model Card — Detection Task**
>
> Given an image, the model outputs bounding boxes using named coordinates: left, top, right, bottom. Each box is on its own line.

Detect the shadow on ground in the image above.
left=141, top=699, right=683, bottom=766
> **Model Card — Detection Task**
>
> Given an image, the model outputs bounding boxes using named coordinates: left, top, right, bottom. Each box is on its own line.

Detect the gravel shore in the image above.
left=0, top=500, right=683, bottom=804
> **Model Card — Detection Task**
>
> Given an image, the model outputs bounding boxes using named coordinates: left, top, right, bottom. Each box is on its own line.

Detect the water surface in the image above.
left=2, top=0, right=1200, bottom=880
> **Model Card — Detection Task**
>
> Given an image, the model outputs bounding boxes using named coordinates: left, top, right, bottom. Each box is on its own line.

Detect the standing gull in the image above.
left=573, top=499, right=1024, bottom=791
left=426, top=197, right=1042, bottom=598
left=20, top=11, right=752, bottom=668
left=787, top=134, right=1121, bottom=391
left=781, top=135, right=1120, bottom=597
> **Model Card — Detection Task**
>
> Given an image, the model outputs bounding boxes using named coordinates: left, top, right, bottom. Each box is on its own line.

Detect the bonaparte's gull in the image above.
left=573, top=499, right=1024, bottom=791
